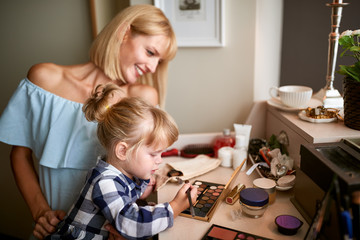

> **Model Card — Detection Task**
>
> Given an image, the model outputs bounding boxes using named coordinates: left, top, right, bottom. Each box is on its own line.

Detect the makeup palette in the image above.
left=180, top=164, right=243, bottom=221
left=180, top=180, right=226, bottom=221
left=202, top=224, right=272, bottom=240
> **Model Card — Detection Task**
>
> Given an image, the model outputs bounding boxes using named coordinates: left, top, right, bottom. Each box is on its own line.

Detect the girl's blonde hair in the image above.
left=90, top=4, right=177, bottom=108
left=83, top=83, right=179, bottom=157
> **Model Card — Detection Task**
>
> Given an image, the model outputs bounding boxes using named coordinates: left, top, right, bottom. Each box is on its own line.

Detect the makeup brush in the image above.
left=185, top=180, right=195, bottom=217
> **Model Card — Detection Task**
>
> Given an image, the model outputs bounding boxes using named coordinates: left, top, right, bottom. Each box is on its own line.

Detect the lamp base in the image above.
left=313, top=88, right=344, bottom=109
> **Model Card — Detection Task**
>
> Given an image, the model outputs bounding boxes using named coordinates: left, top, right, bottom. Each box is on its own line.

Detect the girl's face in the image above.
left=125, top=142, right=166, bottom=180
left=120, top=32, right=168, bottom=84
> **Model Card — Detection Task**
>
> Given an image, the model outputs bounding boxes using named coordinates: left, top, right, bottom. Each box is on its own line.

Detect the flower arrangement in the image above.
left=338, top=29, right=360, bottom=82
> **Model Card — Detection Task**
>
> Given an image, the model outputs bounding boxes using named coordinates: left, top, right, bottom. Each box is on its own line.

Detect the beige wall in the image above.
left=166, top=1, right=257, bottom=133
left=0, top=0, right=282, bottom=238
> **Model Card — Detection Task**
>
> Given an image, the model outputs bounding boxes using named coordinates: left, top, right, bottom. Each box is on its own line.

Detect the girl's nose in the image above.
left=155, top=155, right=163, bottom=165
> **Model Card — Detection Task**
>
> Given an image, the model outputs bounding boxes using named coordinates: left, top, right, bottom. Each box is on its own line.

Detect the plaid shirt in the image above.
left=49, top=159, right=174, bottom=240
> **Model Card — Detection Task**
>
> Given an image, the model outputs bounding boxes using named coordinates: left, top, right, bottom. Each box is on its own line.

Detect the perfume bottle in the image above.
left=214, top=128, right=235, bottom=158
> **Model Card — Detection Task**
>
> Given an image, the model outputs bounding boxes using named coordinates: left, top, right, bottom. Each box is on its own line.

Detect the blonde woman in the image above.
left=0, top=4, right=176, bottom=239
left=47, top=84, right=197, bottom=239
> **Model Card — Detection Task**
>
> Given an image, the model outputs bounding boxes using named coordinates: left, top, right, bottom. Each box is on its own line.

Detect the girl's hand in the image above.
left=105, top=224, right=127, bottom=240
left=169, top=182, right=197, bottom=218
left=140, top=175, right=156, bottom=200
left=33, top=209, right=66, bottom=239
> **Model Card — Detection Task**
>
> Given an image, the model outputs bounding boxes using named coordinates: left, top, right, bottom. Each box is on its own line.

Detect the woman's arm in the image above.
left=10, top=146, right=65, bottom=239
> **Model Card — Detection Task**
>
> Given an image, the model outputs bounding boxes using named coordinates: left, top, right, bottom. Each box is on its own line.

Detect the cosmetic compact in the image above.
left=275, top=215, right=303, bottom=235
left=239, top=188, right=269, bottom=218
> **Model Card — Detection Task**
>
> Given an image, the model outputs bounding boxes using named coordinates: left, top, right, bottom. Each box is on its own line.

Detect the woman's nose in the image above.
left=147, top=58, right=159, bottom=73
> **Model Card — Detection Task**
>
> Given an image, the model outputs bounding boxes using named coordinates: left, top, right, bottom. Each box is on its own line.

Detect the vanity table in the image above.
left=266, top=101, right=360, bottom=226
left=157, top=156, right=308, bottom=240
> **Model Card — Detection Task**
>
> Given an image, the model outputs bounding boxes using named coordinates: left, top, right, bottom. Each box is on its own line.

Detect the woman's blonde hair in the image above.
left=83, top=83, right=179, bottom=158
left=90, top=4, right=177, bottom=108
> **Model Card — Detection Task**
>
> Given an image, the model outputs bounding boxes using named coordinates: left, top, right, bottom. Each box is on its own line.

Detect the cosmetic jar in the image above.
left=275, top=215, right=303, bottom=235
left=239, top=188, right=269, bottom=218
left=218, top=147, right=234, bottom=167
left=253, top=178, right=276, bottom=204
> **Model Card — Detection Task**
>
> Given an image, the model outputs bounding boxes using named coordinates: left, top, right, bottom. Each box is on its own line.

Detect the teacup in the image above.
left=269, top=85, right=313, bottom=108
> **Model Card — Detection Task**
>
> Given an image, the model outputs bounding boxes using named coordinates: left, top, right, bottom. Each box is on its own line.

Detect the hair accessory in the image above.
left=105, top=105, right=110, bottom=110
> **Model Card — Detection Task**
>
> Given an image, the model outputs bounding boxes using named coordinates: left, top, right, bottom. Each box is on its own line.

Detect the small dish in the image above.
left=298, top=110, right=337, bottom=123
left=275, top=185, right=293, bottom=191
left=275, top=215, right=303, bottom=235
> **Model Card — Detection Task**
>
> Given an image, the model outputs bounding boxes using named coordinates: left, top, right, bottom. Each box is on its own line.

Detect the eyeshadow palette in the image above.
left=202, top=224, right=272, bottom=240
left=180, top=180, right=226, bottom=221
left=180, top=164, right=243, bottom=221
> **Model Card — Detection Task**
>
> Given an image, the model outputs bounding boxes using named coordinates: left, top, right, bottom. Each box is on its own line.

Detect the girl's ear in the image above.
left=115, top=141, right=128, bottom=161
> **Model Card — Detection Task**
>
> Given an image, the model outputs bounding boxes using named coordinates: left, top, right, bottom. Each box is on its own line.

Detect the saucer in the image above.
left=267, top=97, right=323, bottom=112
left=298, top=110, right=338, bottom=123
left=267, top=98, right=306, bottom=111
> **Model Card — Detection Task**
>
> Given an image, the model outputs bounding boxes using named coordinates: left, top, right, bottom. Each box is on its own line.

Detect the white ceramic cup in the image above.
left=269, top=85, right=313, bottom=108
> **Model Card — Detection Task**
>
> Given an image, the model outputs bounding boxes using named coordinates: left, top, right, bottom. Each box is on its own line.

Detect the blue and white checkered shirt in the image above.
left=49, top=159, right=174, bottom=240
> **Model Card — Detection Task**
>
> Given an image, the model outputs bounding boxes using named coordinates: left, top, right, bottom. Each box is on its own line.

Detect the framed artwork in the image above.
left=154, top=0, right=225, bottom=47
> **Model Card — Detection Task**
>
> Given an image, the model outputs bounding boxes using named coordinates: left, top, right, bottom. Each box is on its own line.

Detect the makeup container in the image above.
left=202, top=224, right=272, bottom=240
left=218, top=147, right=233, bottom=167
left=180, top=180, right=226, bottom=221
left=225, top=183, right=245, bottom=205
left=213, top=128, right=235, bottom=158
left=239, top=188, right=269, bottom=218
left=275, top=215, right=303, bottom=235
left=232, top=135, right=247, bottom=171
left=253, top=178, right=277, bottom=204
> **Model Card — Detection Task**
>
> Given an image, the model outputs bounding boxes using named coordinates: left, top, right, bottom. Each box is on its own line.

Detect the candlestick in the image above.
left=314, top=0, right=349, bottom=108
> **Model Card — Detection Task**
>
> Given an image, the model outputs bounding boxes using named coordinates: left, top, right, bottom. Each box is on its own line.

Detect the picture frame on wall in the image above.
left=154, top=0, right=225, bottom=47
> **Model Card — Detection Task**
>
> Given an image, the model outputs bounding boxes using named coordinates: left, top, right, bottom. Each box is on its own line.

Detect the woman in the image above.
left=0, top=4, right=176, bottom=239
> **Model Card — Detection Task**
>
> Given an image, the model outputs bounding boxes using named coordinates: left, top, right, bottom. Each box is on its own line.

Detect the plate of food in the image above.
left=298, top=106, right=339, bottom=123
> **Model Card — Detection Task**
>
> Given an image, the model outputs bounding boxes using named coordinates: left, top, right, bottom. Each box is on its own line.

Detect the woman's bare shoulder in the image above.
left=128, top=84, right=159, bottom=106
left=27, top=63, right=63, bottom=89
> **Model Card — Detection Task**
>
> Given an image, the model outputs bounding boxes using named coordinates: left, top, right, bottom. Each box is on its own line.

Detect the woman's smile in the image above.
left=120, top=32, right=168, bottom=84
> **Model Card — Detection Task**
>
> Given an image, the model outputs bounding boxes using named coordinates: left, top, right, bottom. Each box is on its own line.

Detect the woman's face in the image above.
left=120, top=31, right=168, bottom=84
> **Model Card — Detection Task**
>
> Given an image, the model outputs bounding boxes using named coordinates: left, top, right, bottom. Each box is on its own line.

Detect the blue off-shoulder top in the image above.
left=0, top=78, right=105, bottom=212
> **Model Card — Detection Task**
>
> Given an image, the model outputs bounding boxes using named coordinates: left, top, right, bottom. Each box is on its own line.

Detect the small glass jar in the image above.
left=253, top=178, right=276, bottom=204
left=239, top=188, right=269, bottom=218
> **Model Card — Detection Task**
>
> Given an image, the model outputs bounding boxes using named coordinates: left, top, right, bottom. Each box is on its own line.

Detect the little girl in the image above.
left=48, top=83, right=197, bottom=239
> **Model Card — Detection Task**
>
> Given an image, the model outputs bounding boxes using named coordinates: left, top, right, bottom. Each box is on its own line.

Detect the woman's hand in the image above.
left=33, top=209, right=66, bottom=239
left=10, top=146, right=66, bottom=239
left=105, top=224, right=127, bottom=240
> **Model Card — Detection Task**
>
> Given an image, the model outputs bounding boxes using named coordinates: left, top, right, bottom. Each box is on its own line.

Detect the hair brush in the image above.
left=162, top=144, right=214, bottom=158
